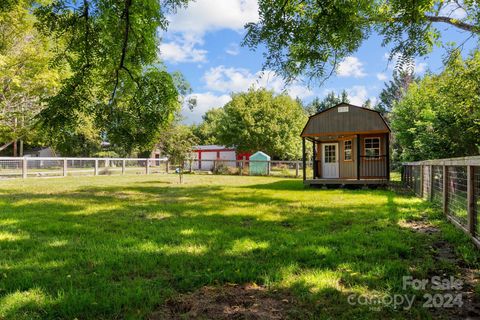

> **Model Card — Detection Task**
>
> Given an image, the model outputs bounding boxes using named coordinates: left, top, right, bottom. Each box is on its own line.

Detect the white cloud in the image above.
left=203, top=65, right=313, bottom=99
left=347, top=86, right=369, bottom=105
left=345, top=86, right=377, bottom=107
left=416, top=62, right=427, bottom=74
left=225, top=43, right=240, bottom=56
left=336, top=56, right=367, bottom=78
left=182, top=92, right=231, bottom=124
left=159, top=34, right=207, bottom=63
left=182, top=65, right=314, bottom=123
left=439, top=2, right=468, bottom=19
left=160, top=0, right=259, bottom=63
left=376, top=73, right=388, bottom=81
left=167, top=0, right=259, bottom=35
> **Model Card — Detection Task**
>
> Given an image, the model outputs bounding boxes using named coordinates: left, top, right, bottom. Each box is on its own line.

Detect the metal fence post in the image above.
left=122, top=159, right=126, bottom=175
left=295, top=161, right=299, bottom=178
left=267, top=161, right=271, bottom=176
left=239, top=159, right=243, bottom=176
left=443, top=164, right=448, bottom=215
left=22, top=157, right=27, bottom=179
left=63, top=159, right=68, bottom=177
left=467, top=165, right=475, bottom=235
left=146, top=159, right=150, bottom=174
left=94, top=159, right=99, bottom=176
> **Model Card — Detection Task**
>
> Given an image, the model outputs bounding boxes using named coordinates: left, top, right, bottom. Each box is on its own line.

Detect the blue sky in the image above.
left=159, top=0, right=477, bottom=124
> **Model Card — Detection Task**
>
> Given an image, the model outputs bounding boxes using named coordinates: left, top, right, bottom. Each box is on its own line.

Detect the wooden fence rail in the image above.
left=0, top=157, right=310, bottom=179
left=402, top=156, right=480, bottom=248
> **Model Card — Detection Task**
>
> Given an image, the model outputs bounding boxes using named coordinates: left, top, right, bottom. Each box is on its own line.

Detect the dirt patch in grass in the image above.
left=149, top=284, right=305, bottom=320
left=399, top=219, right=440, bottom=236
left=402, top=218, right=480, bottom=319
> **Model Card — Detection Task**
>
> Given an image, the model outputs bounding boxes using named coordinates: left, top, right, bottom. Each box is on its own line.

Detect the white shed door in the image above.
left=321, top=143, right=339, bottom=178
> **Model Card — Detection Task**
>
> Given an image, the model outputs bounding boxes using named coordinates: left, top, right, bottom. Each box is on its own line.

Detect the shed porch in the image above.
left=301, top=133, right=390, bottom=186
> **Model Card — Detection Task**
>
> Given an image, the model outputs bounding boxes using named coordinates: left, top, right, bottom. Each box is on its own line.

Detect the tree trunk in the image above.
left=13, top=140, right=17, bottom=157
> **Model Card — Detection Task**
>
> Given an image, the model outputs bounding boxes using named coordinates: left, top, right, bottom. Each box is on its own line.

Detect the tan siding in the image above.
left=339, top=138, right=356, bottom=178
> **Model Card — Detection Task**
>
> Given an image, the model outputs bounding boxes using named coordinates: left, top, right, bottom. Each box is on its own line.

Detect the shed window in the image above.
left=364, top=137, right=380, bottom=159
left=344, top=140, right=352, bottom=161
left=324, top=145, right=336, bottom=163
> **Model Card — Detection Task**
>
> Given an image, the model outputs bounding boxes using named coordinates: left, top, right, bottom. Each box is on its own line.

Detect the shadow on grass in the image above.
left=0, top=179, right=438, bottom=319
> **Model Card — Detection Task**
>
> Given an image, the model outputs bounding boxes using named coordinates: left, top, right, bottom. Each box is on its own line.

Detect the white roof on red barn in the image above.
left=192, top=145, right=235, bottom=151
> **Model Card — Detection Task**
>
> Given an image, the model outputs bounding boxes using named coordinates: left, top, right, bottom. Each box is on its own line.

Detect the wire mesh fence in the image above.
left=403, top=156, right=480, bottom=248
left=0, top=158, right=23, bottom=178
left=183, top=159, right=305, bottom=178
left=0, top=157, right=307, bottom=180
left=26, top=158, right=64, bottom=177
left=475, top=167, right=480, bottom=236
left=412, top=165, right=422, bottom=196
left=446, top=166, right=468, bottom=227
left=432, top=165, right=443, bottom=205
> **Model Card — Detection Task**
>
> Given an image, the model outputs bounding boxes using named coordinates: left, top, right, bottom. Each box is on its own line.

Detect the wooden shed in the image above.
left=300, top=103, right=390, bottom=186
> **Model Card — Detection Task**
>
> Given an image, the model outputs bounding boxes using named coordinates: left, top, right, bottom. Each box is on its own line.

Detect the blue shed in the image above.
left=249, top=151, right=271, bottom=175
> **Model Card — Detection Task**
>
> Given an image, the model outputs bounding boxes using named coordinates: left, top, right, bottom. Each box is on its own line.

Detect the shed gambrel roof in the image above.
left=301, top=103, right=390, bottom=137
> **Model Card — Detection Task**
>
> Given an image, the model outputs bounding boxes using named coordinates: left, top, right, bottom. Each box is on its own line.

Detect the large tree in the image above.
left=0, top=1, right=66, bottom=155
left=244, top=0, right=479, bottom=82
left=217, top=88, right=307, bottom=160
left=392, top=51, right=480, bottom=161
left=191, top=108, right=225, bottom=145
left=1, top=0, right=191, bottom=156
left=375, top=70, right=417, bottom=115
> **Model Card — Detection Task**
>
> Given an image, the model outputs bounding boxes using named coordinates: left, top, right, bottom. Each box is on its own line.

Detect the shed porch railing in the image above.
left=312, top=155, right=389, bottom=180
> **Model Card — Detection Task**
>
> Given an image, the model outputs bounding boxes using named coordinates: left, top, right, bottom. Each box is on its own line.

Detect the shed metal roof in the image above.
left=300, top=103, right=390, bottom=137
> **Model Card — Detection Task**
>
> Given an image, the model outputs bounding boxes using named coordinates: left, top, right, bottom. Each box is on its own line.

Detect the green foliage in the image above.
left=157, top=124, right=198, bottom=165
left=102, top=68, right=181, bottom=155
left=40, top=112, right=102, bottom=156
left=217, top=88, right=307, bottom=160
left=305, top=90, right=350, bottom=115
left=0, top=2, right=67, bottom=151
left=191, top=108, right=225, bottom=145
left=392, top=51, right=480, bottom=161
left=375, top=71, right=417, bottom=115
left=92, top=150, right=120, bottom=158
left=1, top=0, right=190, bottom=155
left=375, top=70, right=417, bottom=169
left=156, top=124, right=198, bottom=183
left=244, top=0, right=479, bottom=82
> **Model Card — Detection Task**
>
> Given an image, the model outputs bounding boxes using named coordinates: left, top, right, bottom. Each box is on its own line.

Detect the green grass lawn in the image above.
left=0, top=175, right=478, bottom=319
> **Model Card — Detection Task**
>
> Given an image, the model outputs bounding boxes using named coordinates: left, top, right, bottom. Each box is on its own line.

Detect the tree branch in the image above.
left=0, top=141, right=13, bottom=152
left=83, top=0, right=90, bottom=67
left=424, top=15, right=477, bottom=33
left=110, top=0, right=133, bottom=105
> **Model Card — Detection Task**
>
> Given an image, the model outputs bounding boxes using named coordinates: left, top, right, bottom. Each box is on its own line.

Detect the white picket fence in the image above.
left=0, top=157, right=309, bottom=179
